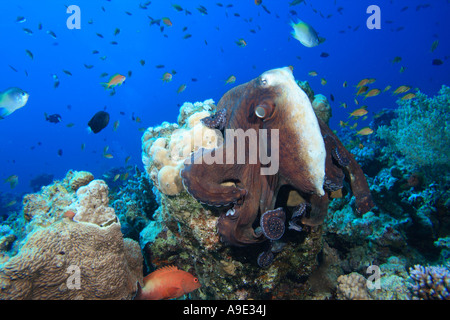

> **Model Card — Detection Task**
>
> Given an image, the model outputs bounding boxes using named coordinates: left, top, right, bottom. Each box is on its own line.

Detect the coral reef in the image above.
left=0, top=171, right=143, bottom=299
left=409, top=264, right=450, bottom=300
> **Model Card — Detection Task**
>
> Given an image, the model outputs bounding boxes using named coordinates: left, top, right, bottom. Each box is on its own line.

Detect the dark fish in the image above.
left=432, top=59, right=443, bottom=65
left=183, top=33, right=192, bottom=39
left=330, top=94, right=335, bottom=102
left=261, top=4, right=271, bottom=14
left=88, top=111, right=110, bottom=133
left=320, top=52, right=329, bottom=58
left=140, top=59, right=145, bottom=66
left=191, top=78, right=198, bottom=82
left=57, top=149, right=63, bottom=156
left=155, top=64, right=165, bottom=68
left=45, top=113, right=62, bottom=124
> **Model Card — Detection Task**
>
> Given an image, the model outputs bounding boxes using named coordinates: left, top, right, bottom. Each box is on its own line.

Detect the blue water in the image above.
left=0, top=0, right=449, bottom=199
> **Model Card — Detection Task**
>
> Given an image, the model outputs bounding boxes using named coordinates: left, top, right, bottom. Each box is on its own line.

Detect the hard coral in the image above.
left=336, top=272, right=372, bottom=300
left=142, top=99, right=222, bottom=196
left=409, top=264, right=450, bottom=300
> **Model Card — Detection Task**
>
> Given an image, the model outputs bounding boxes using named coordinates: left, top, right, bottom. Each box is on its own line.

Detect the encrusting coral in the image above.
left=0, top=172, right=143, bottom=300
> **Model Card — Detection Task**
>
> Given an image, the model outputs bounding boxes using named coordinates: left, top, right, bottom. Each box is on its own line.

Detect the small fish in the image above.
left=155, top=64, right=165, bottom=69
left=356, top=86, right=369, bottom=96
left=121, top=172, right=129, bottom=181
left=16, top=16, right=26, bottom=23
left=391, top=56, right=402, bottom=64
left=339, top=102, right=347, bottom=108
left=350, top=123, right=358, bottom=130
left=57, top=149, right=63, bottom=156
left=364, top=88, right=381, bottom=99
left=110, top=41, right=118, bottom=45
left=290, top=19, right=324, bottom=47
left=161, top=72, right=173, bottom=82
left=113, top=120, right=120, bottom=131
left=81, top=143, right=86, bottom=151
left=113, top=174, right=120, bottom=182
left=320, top=52, right=329, bottom=58
left=66, top=123, right=75, bottom=128
left=383, top=85, right=391, bottom=92
left=140, top=59, right=146, bottom=66
left=356, top=127, right=374, bottom=136
left=183, top=33, right=192, bottom=39
left=432, top=59, right=443, bottom=66
left=103, top=153, right=114, bottom=159
left=235, top=38, right=247, bottom=47
left=392, top=85, right=411, bottom=95
left=430, top=40, right=439, bottom=52
left=255, top=0, right=262, bottom=5
left=225, top=75, right=236, bottom=84
left=4, top=175, right=18, bottom=189
left=320, top=78, right=327, bottom=86
left=0, top=88, right=29, bottom=118
left=47, top=30, right=57, bottom=39
left=88, top=111, right=110, bottom=134
left=348, top=107, right=368, bottom=118
left=308, top=71, right=318, bottom=76
left=343, top=81, right=348, bottom=88
left=101, top=74, right=126, bottom=89
left=135, top=266, right=201, bottom=300
left=62, top=70, right=72, bottom=76
left=92, top=50, right=100, bottom=54
left=339, top=120, right=348, bottom=127
left=96, top=33, right=104, bottom=38
left=114, top=28, right=120, bottom=36
left=52, top=74, right=60, bottom=88
left=25, top=49, right=34, bottom=60
left=289, top=0, right=305, bottom=5
left=401, top=93, right=416, bottom=100
left=197, top=5, right=208, bottom=15
left=44, top=112, right=62, bottom=124
left=162, top=17, right=173, bottom=26
left=330, top=94, right=335, bottom=102
left=356, top=78, right=375, bottom=88
left=23, top=28, right=33, bottom=35
left=399, top=66, right=406, bottom=73
left=177, top=84, right=186, bottom=93
left=172, top=4, right=183, bottom=11
left=84, top=64, right=94, bottom=69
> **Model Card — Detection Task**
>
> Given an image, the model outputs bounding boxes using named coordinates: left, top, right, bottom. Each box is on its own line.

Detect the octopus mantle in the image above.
left=181, top=67, right=373, bottom=252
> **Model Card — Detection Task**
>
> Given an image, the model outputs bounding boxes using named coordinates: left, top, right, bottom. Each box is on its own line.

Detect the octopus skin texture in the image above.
left=180, top=67, right=374, bottom=263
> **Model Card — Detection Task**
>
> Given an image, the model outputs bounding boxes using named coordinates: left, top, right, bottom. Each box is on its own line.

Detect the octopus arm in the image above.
left=301, top=193, right=329, bottom=227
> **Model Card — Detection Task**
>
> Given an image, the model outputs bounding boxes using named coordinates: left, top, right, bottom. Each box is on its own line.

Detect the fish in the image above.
left=25, top=49, right=34, bottom=60
left=0, top=88, right=29, bottom=119
left=320, top=78, right=327, bottom=86
left=84, top=64, right=94, bottom=69
left=290, top=19, right=324, bottom=47
left=135, top=265, right=201, bottom=300
left=197, top=5, right=208, bottom=15
left=255, top=0, right=262, bottom=5
left=355, top=127, right=374, bottom=136
left=44, top=112, right=62, bottom=124
left=399, top=66, right=406, bottom=73
left=66, top=123, right=75, bottom=128
left=62, top=70, right=72, bottom=76
left=52, top=74, right=60, bottom=88
left=356, top=86, right=369, bottom=96
left=392, top=85, right=411, bottom=95
left=114, top=28, right=120, bottom=36
left=289, top=0, right=305, bottom=5
left=16, top=16, right=26, bottom=23
left=339, top=120, right=348, bottom=128
left=320, top=52, right=329, bottom=58
left=103, top=153, right=113, bottom=159
left=356, top=78, right=376, bottom=88
left=113, top=120, right=120, bottom=131
left=140, top=60, right=146, bottom=66
left=47, top=30, right=57, bottom=39
left=161, top=72, right=173, bottom=82
left=235, top=38, right=247, bottom=47
left=155, top=64, right=165, bottom=69
left=125, top=155, right=131, bottom=163
left=113, top=174, right=120, bottom=182
left=431, top=40, right=439, bottom=52
left=57, top=149, right=63, bottom=156
left=172, top=4, right=183, bottom=11
left=177, top=84, right=186, bottom=93
left=88, top=111, right=110, bottom=134
left=4, top=175, right=18, bottom=189
left=364, top=88, right=381, bottom=99
left=339, top=102, right=347, bottom=108
left=432, top=59, right=443, bottom=66
left=183, top=34, right=192, bottom=39
left=383, top=85, right=391, bottom=92
left=96, top=33, right=104, bottom=38
left=225, top=75, right=236, bottom=84
left=81, top=143, right=85, bottom=151
left=308, top=71, right=318, bottom=76
left=101, top=74, right=126, bottom=89
left=162, top=17, right=172, bottom=26
left=401, top=93, right=416, bottom=100
left=23, top=28, right=33, bottom=35
left=343, top=81, right=348, bottom=88
left=348, top=107, right=368, bottom=118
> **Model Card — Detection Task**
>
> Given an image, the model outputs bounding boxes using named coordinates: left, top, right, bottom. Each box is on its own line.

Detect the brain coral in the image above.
left=142, top=99, right=222, bottom=195
left=0, top=179, right=143, bottom=300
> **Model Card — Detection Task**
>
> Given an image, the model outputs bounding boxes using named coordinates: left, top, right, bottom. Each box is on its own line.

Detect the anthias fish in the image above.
left=135, top=266, right=201, bottom=300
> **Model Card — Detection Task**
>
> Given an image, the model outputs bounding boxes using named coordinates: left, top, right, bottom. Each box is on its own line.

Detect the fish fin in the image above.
left=318, top=36, right=326, bottom=44
left=134, top=281, right=144, bottom=300
left=0, top=107, right=12, bottom=118
left=144, top=265, right=179, bottom=283
left=165, top=287, right=182, bottom=300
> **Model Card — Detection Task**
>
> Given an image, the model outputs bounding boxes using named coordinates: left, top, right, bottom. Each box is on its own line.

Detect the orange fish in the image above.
left=348, top=107, right=368, bottom=118
left=135, top=266, right=201, bottom=300
left=177, top=84, right=186, bottom=93
left=235, top=38, right=247, bottom=47
left=162, top=17, right=172, bottom=26
left=356, top=85, right=369, bottom=96
left=355, top=127, right=374, bottom=136
left=401, top=93, right=416, bottom=100
left=101, top=74, right=126, bottom=89
left=364, top=88, right=381, bottom=99
left=161, top=72, right=172, bottom=82
left=356, top=78, right=376, bottom=88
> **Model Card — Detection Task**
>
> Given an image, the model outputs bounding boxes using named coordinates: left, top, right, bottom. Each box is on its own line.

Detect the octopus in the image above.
left=181, top=67, right=373, bottom=266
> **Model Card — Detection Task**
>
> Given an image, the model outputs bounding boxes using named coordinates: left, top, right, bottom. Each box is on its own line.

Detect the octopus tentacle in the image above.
left=260, top=208, right=286, bottom=241
left=300, top=194, right=329, bottom=227
left=201, top=108, right=227, bottom=130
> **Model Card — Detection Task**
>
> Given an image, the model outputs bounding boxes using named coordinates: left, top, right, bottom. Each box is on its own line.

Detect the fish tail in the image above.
left=100, top=82, right=110, bottom=89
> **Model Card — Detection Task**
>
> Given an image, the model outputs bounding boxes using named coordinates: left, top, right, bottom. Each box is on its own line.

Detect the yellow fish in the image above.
left=356, top=86, right=369, bottom=96
left=290, top=19, right=324, bottom=47
left=392, top=85, right=411, bottom=95
left=101, top=74, right=126, bottom=89
left=356, top=78, right=375, bottom=88
left=320, top=78, right=327, bottom=85
left=113, top=174, right=120, bottom=182
left=339, top=120, right=348, bottom=127
left=383, top=85, right=391, bottom=92
left=401, top=93, right=416, bottom=100
left=177, top=84, right=186, bottom=94
left=356, top=127, right=374, bottom=136
left=348, top=108, right=368, bottom=118
left=364, top=88, right=381, bottom=99
left=225, top=75, right=236, bottom=84
left=308, top=71, right=318, bottom=76
left=103, top=153, right=114, bottom=159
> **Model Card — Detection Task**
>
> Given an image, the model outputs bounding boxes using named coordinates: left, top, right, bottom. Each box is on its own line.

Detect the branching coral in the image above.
left=376, top=85, right=450, bottom=172
left=409, top=264, right=450, bottom=300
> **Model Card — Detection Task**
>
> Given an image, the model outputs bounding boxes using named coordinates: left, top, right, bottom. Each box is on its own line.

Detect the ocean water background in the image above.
left=0, top=0, right=449, bottom=201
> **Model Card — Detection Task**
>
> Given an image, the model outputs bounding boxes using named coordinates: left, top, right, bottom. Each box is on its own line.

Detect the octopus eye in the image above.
left=260, top=78, right=268, bottom=86
left=254, top=104, right=274, bottom=120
